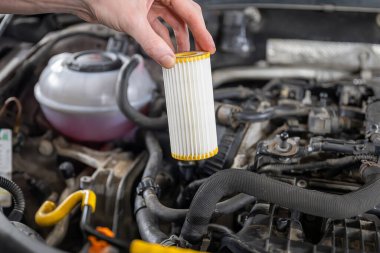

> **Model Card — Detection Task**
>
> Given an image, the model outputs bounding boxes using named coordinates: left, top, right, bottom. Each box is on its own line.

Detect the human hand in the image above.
left=77, top=0, right=216, bottom=68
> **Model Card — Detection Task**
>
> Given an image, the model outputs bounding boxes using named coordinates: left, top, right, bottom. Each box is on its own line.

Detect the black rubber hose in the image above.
left=259, top=155, right=378, bottom=173
left=0, top=176, right=25, bottom=222
left=141, top=133, right=256, bottom=222
left=134, top=131, right=168, bottom=243
left=180, top=169, right=380, bottom=243
left=116, top=56, right=168, bottom=130
left=0, top=211, right=66, bottom=253
left=234, top=108, right=309, bottom=122
left=142, top=131, right=163, bottom=180
left=234, top=105, right=309, bottom=123
left=177, top=178, right=208, bottom=207
left=134, top=196, right=168, bottom=243
left=234, top=110, right=274, bottom=122
left=208, top=224, right=234, bottom=235
left=143, top=189, right=255, bottom=222
left=207, top=224, right=235, bottom=240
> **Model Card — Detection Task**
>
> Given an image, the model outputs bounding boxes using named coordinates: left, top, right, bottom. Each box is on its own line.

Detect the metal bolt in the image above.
left=59, top=162, right=75, bottom=179
left=371, top=124, right=379, bottom=133
left=276, top=218, right=289, bottom=231
left=320, top=93, right=328, bottom=107
left=279, top=131, right=290, bottom=151
left=38, top=140, right=54, bottom=156
left=80, top=176, right=92, bottom=189
left=280, top=132, right=289, bottom=142
left=296, top=180, right=307, bottom=188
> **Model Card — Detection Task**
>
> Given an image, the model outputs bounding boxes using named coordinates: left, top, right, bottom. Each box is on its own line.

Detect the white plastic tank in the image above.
left=34, top=50, right=155, bottom=142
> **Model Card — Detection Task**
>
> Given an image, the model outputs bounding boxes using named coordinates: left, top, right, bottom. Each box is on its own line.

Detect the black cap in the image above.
left=59, top=162, right=75, bottom=179
left=66, top=50, right=122, bottom=72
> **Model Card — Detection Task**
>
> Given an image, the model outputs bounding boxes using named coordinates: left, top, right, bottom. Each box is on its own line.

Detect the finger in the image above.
left=129, top=18, right=176, bottom=68
left=150, top=18, right=175, bottom=52
left=195, top=41, right=201, bottom=51
left=160, top=9, right=190, bottom=52
left=167, top=0, right=215, bottom=53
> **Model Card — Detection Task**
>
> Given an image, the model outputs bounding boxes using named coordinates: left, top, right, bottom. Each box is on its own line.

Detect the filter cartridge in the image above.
left=162, top=52, right=218, bottom=161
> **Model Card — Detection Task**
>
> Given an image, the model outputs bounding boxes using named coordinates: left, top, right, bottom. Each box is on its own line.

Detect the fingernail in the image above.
left=209, top=36, right=216, bottom=54
left=161, top=55, right=176, bottom=68
left=210, top=45, right=216, bottom=54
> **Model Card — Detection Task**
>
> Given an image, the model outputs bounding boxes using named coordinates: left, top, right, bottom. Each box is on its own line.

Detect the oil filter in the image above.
left=162, top=52, right=218, bottom=161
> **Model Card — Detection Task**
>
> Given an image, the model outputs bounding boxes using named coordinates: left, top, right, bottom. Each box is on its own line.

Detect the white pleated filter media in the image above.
left=162, top=51, right=218, bottom=161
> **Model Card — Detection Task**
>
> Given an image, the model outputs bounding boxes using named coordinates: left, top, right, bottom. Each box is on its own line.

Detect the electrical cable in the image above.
left=0, top=176, right=25, bottom=222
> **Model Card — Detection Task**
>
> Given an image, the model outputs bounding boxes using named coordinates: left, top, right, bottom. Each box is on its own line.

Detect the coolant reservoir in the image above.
left=34, top=50, right=155, bottom=142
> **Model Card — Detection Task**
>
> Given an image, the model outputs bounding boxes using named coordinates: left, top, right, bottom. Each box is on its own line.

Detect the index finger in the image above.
left=167, top=0, right=215, bottom=53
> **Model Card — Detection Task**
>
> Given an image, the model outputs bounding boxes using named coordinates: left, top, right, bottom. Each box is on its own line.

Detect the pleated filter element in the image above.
left=162, top=52, right=218, bottom=161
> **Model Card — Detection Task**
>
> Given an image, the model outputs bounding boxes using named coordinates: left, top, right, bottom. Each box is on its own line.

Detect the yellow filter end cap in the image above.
left=172, top=148, right=219, bottom=161
left=175, top=51, right=210, bottom=64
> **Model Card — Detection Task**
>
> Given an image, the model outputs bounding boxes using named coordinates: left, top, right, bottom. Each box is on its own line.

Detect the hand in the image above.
left=77, top=0, right=216, bottom=68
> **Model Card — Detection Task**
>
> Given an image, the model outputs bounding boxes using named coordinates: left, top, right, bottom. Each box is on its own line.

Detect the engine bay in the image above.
left=1, top=3, right=380, bottom=253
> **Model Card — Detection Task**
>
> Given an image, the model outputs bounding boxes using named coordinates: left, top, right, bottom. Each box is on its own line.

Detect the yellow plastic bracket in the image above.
left=130, top=240, right=208, bottom=253
left=35, top=190, right=96, bottom=227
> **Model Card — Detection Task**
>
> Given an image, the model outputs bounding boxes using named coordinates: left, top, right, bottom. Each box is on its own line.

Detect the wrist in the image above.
left=0, top=0, right=90, bottom=16
left=37, top=0, right=90, bottom=16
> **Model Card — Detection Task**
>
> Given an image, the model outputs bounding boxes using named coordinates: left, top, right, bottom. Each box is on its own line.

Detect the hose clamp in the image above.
left=360, top=160, right=380, bottom=181
left=136, top=179, right=160, bottom=196
left=161, top=235, right=192, bottom=249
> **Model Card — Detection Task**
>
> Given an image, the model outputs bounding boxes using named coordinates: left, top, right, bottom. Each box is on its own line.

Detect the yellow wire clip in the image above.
left=35, top=190, right=207, bottom=253
left=35, top=190, right=96, bottom=227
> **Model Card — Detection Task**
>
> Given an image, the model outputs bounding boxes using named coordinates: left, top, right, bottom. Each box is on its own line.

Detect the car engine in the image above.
left=1, top=2, right=380, bottom=253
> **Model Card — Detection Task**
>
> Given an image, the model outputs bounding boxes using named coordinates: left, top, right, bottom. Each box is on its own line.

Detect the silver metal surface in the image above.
left=212, top=66, right=350, bottom=87
left=203, top=3, right=380, bottom=13
left=268, top=39, right=380, bottom=71
left=53, top=137, right=133, bottom=178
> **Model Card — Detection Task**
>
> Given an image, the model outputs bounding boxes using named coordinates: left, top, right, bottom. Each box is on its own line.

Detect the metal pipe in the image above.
left=212, top=66, right=350, bottom=87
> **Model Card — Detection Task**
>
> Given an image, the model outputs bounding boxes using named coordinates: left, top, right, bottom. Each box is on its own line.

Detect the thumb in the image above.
left=131, top=20, right=176, bottom=68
